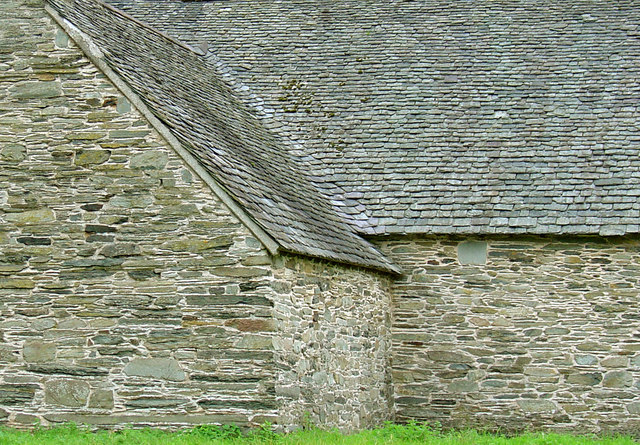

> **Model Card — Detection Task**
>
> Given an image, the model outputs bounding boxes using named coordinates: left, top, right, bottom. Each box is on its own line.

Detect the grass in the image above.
left=0, top=422, right=637, bottom=445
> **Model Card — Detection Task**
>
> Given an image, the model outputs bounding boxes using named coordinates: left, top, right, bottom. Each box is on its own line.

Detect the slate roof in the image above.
left=105, top=0, right=640, bottom=237
left=47, top=0, right=399, bottom=273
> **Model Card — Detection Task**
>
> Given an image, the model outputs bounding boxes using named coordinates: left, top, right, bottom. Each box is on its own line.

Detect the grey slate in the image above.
left=106, top=0, right=640, bottom=237
left=47, top=0, right=399, bottom=273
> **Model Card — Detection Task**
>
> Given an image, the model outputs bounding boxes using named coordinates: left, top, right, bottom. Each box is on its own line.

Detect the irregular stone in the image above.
left=109, top=129, right=150, bottom=139
left=524, top=367, right=558, bottom=377
left=602, top=370, right=633, bottom=388
left=124, top=398, right=186, bottom=408
left=100, top=243, right=140, bottom=257
left=566, top=372, right=602, bottom=386
left=628, top=402, right=640, bottom=415
left=27, top=364, right=108, bottom=376
left=517, top=399, right=556, bottom=413
left=45, top=379, right=90, bottom=407
left=43, top=413, right=249, bottom=426
left=163, top=237, right=232, bottom=253
left=109, top=195, right=153, bottom=208
left=427, top=350, right=473, bottom=363
left=123, top=358, right=186, bottom=381
left=225, top=318, right=275, bottom=332
left=55, top=29, right=69, bottom=47
left=448, top=379, right=478, bottom=393
left=116, top=97, right=131, bottom=113
left=198, top=398, right=276, bottom=410
left=10, top=81, right=62, bottom=98
left=80, top=203, right=103, bottom=212
left=601, top=356, right=627, bottom=368
left=23, top=341, right=56, bottom=363
left=236, top=334, right=273, bottom=349
left=85, top=224, right=117, bottom=233
left=75, top=149, right=111, bottom=166
left=88, top=389, right=114, bottom=409
left=211, top=266, right=270, bottom=278
left=14, top=414, right=39, bottom=424
left=16, top=236, right=52, bottom=245
left=0, top=384, right=37, bottom=405
left=5, top=208, right=55, bottom=224
left=1, top=143, right=26, bottom=162
left=130, top=151, right=168, bottom=169
left=0, top=278, right=35, bottom=289
left=575, top=355, right=598, bottom=366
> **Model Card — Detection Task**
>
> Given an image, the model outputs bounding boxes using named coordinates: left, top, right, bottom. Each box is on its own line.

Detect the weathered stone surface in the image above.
left=27, top=364, right=109, bottom=376
left=225, top=318, right=275, bottom=332
left=17, top=236, right=52, bottom=246
left=163, top=237, right=232, bottom=252
left=0, top=385, right=37, bottom=405
left=0, top=0, right=279, bottom=429
left=88, top=389, right=114, bottom=410
left=628, top=402, right=640, bottom=415
left=44, top=413, right=250, bottom=426
left=130, top=151, right=168, bottom=169
left=457, top=241, right=487, bottom=265
left=566, top=373, right=602, bottom=386
left=427, top=351, right=472, bottom=363
left=9, top=81, right=62, bottom=99
left=45, top=379, right=90, bottom=407
left=603, top=371, right=633, bottom=388
left=380, top=236, right=640, bottom=434
left=123, top=358, right=187, bottom=381
left=4, top=208, right=55, bottom=224
left=99, top=243, right=140, bottom=257
left=517, top=399, right=557, bottom=414
left=1, top=143, right=26, bottom=161
left=23, top=341, right=56, bottom=363
left=273, top=255, right=393, bottom=431
left=75, top=149, right=111, bottom=166
left=124, top=397, right=187, bottom=408
left=0, top=278, right=36, bottom=289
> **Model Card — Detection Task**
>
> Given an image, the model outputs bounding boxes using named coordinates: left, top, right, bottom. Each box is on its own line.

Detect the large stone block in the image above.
left=4, top=208, right=55, bottom=224
left=45, top=379, right=90, bottom=407
left=23, top=341, right=56, bottom=363
left=9, top=81, right=62, bottom=99
left=123, top=358, right=187, bottom=381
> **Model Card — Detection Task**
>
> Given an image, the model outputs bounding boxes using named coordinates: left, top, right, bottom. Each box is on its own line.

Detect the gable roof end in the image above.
left=46, top=0, right=400, bottom=274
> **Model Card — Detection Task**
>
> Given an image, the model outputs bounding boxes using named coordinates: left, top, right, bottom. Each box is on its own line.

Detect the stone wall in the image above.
left=272, top=255, right=394, bottom=432
left=377, top=235, right=640, bottom=435
left=0, top=0, right=397, bottom=431
left=0, top=0, right=277, bottom=428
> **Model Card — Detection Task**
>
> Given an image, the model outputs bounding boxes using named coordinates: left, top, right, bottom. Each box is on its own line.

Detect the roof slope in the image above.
left=108, top=0, right=640, bottom=237
left=47, top=0, right=398, bottom=273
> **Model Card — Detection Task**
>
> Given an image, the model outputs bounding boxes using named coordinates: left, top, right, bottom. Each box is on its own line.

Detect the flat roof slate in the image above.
left=107, top=0, right=640, bottom=237
left=48, top=0, right=399, bottom=273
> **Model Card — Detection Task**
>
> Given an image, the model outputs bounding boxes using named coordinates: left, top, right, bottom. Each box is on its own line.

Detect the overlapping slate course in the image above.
left=107, top=0, right=640, bottom=237
left=47, top=0, right=398, bottom=273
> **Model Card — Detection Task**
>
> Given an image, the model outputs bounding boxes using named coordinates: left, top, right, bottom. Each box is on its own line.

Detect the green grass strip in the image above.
left=0, top=422, right=637, bottom=445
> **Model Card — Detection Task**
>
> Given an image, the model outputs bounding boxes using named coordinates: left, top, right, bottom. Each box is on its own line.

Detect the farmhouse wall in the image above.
left=272, top=255, right=394, bottom=431
left=0, top=0, right=396, bottom=431
left=377, top=235, right=640, bottom=435
left=0, top=0, right=277, bottom=428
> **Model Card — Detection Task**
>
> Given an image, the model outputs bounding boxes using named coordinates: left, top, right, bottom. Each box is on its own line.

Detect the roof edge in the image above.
left=45, top=3, right=281, bottom=256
